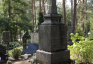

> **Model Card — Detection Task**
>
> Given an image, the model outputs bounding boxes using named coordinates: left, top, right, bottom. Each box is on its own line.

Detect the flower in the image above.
left=7, top=60, right=12, bottom=64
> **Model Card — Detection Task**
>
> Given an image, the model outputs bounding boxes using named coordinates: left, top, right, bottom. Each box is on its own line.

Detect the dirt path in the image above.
left=12, top=59, right=31, bottom=64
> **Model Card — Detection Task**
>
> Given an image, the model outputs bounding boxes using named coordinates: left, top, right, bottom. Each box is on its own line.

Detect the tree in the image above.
left=38, top=11, right=44, bottom=25
left=57, top=1, right=71, bottom=26
left=0, top=0, right=33, bottom=41
left=62, top=0, right=66, bottom=24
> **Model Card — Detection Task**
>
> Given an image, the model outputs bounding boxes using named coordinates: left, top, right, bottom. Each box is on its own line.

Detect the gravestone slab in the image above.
left=31, top=33, right=39, bottom=44
left=0, top=45, right=6, bottom=54
left=67, top=26, right=71, bottom=41
left=36, top=50, right=70, bottom=64
left=2, top=31, right=10, bottom=42
left=67, top=26, right=73, bottom=45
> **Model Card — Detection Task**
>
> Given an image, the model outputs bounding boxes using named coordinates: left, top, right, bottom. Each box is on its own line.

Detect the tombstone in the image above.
left=2, top=31, right=10, bottom=42
left=36, top=0, right=71, bottom=64
left=0, top=45, right=8, bottom=63
left=31, top=33, right=39, bottom=44
left=2, top=31, right=10, bottom=51
left=22, top=31, right=29, bottom=49
left=67, top=26, right=73, bottom=45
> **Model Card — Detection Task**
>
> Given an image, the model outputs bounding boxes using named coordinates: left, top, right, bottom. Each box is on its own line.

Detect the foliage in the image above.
left=89, top=17, right=93, bottom=39
left=7, top=60, right=12, bottom=64
left=0, top=43, right=7, bottom=47
left=57, top=2, right=71, bottom=26
left=11, top=48, right=22, bottom=59
left=75, top=25, right=85, bottom=36
left=38, top=11, right=44, bottom=25
left=0, top=0, right=33, bottom=41
left=9, top=42, right=21, bottom=49
left=8, top=47, right=23, bottom=57
left=68, top=33, right=93, bottom=64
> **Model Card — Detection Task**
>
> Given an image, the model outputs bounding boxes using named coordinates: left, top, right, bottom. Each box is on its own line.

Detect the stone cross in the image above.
left=48, top=0, right=57, bottom=14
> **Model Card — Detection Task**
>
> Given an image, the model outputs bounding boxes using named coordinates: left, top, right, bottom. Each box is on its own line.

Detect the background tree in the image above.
left=38, top=11, right=44, bottom=26
left=0, top=0, right=33, bottom=42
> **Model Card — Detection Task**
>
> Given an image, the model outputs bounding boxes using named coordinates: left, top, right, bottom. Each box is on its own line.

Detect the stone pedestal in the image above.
left=36, top=14, right=70, bottom=64
left=36, top=50, right=70, bottom=64
left=39, top=24, right=67, bottom=52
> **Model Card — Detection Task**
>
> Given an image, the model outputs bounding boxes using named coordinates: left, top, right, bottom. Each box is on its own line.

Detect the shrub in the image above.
left=12, top=48, right=21, bottom=59
left=8, top=47, right=23, bottom=57
left=68, top=33, right=93, bottom=64
left=9, top=42, right=21, bottom=49
left=75, top=25, right=85, bottom=36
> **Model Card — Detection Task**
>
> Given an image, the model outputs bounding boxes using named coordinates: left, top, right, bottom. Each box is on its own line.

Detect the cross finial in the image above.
left=48, top=0, right=57, bottom=14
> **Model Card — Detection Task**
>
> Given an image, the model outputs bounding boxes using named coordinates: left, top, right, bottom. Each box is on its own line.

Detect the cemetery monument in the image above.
left=36, top=0, right=71, bottom=64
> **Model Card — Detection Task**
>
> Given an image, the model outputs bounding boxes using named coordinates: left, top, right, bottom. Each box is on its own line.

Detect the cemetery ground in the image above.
left=11, top=57, right=31, bottom=64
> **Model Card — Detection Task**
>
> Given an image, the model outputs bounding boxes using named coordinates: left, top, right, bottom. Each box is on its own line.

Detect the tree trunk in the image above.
left=39, top=0, right=41, bottom=11
left=74, top=0, right=76, bottom=31
left=32, top=0, right=34, bottom=32
left=75, top=0, right=77, bottom=32
left=62, top=0, right=66, bottom=24
left=34, top=0, right=36, bottom=32
left=20, top=30, right=22, bottom=42
left=71, top=0, right=75, bottom=34
left=81, top=0, right=84, bottom=31
left=85, top=0, right=88, bottom=36
left=43, top=0, right=45, bottom=15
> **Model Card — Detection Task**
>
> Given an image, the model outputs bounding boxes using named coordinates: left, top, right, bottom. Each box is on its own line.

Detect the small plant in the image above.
left=12, top=48, right=21, bottom=59
left=68, top=33, right=93, bottom=64
left=7, top=60, right=12, bottom=64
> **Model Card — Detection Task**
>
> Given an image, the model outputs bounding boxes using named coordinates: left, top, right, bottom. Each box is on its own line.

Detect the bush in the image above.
left=8, top=47, right=23, bottom=57
left=75, top=25, right=85, bottom=36
left=9, top=42, right=21, bottom=49
left=68, top=33, right=93, bottom=64
left=12, top=48, right=21, bottom=59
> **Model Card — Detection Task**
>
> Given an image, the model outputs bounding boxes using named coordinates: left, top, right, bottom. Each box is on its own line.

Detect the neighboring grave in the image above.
left=2, top=31, right=10, bottom=50
left=67, top=26, right=73, bottom=45
left=22, top=31, right=29, bottom=49
left=31, top=33, right=39, bottom=44
left=36, top=0, right=71, bottom=64
left=3, top=31, right=10, bottom=42
left=0, top=45, right=8, bottom=62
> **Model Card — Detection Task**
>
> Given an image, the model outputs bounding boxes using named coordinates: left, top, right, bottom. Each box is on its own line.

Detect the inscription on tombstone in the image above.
left=2, top=31, right=10, bottom=42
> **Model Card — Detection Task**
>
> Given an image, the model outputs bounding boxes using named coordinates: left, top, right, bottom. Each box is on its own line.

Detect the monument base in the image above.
left=36, top=50, right=70, bottom=64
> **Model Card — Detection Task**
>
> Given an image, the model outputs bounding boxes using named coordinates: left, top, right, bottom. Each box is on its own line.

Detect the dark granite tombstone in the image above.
left=2, top=31, right=10, bottom=51
left=2, top=31, right=10, bottom=42
left=36, top=0, right=70, bottom=64
left=0, top=45, right=8, bottom=63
